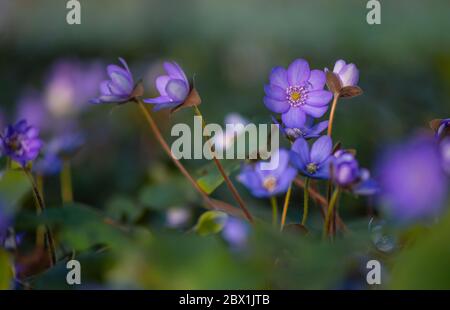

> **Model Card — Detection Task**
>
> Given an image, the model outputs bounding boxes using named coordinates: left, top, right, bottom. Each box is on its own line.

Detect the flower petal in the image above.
left=274, top=166, right=297, bottom=195
left=308, top=69, right=326, bottom=90
left=269, top=66, right=289, bottom=89
left=338, top=63, right=359, bottom=87
left=301, top=104, right=328, bottom=118
left=314, top=157, right=333, bottom=179
left=306, top=90, right=332, bottom=106
left=308, top=120, right=329, bottom=136
left=263, top=97, right=290, bottom=114
left=165, top=79, right=189, bottom=102
left=156, top=75, right=171, bottom=96
left=264, top=84, right=286, bottom=101
left=281, top=107, right=306, bottom=128
left=311, top=135, right=332, bottom=164
left=163, top=61, right=188, bottom=83
left=333, top=59, right=346, bottom=74
left=287, top=59, right=310, bottom=86
left=291, top=137, right=310, bottom=167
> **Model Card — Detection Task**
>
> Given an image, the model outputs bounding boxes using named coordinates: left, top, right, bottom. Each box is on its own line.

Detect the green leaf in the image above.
left=139, top=177, right=197, bottom=210
left=0, top=170, right=31, bottom=213
left=40, top=203, right=130, bottom=251
left=390, top=210, right=450, bottom=289
left=196, top=159, right=240, bottom=194
left=194, top=211, right=228, bottom=236
left=0, top=249, right=14, bottom=290
left=106, top=196, right=142, bottom=223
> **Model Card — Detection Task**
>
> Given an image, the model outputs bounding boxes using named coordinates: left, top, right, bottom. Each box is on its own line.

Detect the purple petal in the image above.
left=274, top=166, right=297, bottom=194
left=333, top=59, right=346, bottom=74
left=308, top=120, right=329, bottom=136
left=107, top=66, right=133, bottom=94
left=118, top=57, right=131, bottom=74
left=281, top=107, right=306, bottom=128
left=269, top=67, right=289, bottom=89
left=291, top=138, right=310, bottom=166
left=308, top=70, right=326, bottom=90
left=156, top=75, right=170, bottom=96
left=100, top=81, right=112, bottom=96
left=314, top=157, right=333, bottom=179
left=264, top=85, right=286, bottom=101
left=263, top=97, right=290, bottom=114
left=163, top=61, right=188, bottom=83
left=143, top=96, right=173, bottom=104
left=306, top=90, right=332, bottom=106
left=310, top=135, right=332, bottom=164
left=257, top=149, right=290, bottom=178
left=353, top=179, right=379, bottom=196
left=165, top=79, right=189, bottom=102
left=301, top=104, right=328, bottom=118
left=338, top=63, right=359, bottom=87
left=287, top=59, right=310, bottom=86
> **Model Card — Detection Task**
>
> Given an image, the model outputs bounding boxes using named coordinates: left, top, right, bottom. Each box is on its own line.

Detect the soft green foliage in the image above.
left=0, top=249, right=13, bottom=290
left=0, top=170, right=31, bottom=213
left=194, top=211, right=228, bottom=236
left=390, top=209, right=450, bottom=289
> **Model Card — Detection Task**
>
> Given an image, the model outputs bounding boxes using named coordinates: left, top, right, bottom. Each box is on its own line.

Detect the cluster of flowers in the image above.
left=238, top=59, right=377, bottom=203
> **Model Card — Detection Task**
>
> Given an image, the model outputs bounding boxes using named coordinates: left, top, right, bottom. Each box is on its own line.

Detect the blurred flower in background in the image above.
left=213, top=113, right=248, bottom=152
left=166, top=207, right=191, bottom=229
left=16, top=89, right=49, bottom=131
left=221, top=217, right=249, bottom=249
left=440, top=137, right=450, bottom=175
left=46, top=59, right=104, bottom=115
left=377, top=135, right=448, bottom=222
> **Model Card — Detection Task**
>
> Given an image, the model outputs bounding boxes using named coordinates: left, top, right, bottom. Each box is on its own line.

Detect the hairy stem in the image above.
left=327, top=93, right=340, bottom=137
left=136, top=100, right=244, bottom=219
left=193, top=105, right=253, bottom=223
left=280, top=183, right=293, bottom=231
left=301, top=177, right=310, bottom=226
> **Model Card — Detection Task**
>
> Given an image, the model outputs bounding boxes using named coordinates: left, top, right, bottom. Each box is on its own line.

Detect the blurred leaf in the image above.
left=106, top=196, right=141, bottom=223
left=109, top=232, right=266, bottom=289
left=139, top=177, right=197, bottom=210
left=0, top=249, right=14, bottom=290
left=390, top=210, right=450, bottom=289
left=196, top=159, right=240, bottom=194
left=0, top=170, right=31, bottom=213
left=194, top=211, right=228, bottom=236
left=39, top=203, right=130, bottom=251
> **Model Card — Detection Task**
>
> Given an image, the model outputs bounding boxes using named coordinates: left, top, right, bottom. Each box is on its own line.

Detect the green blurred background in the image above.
left=1, top=0, right=450, bottom=289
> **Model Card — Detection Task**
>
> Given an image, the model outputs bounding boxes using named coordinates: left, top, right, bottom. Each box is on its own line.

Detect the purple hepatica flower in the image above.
left=290, top=135, right=333, bottom=179
left=222, top=217, right=249, bottom=249
left=440, top=137, right=450, bottom=175
left=90, top=58, right=137, bottom=104
left=333, top=150, right=378, bottom=195
left=377, top=136, right=448, bottom=222
left=330, top=59, right=359, bottom=87
left=0, top=120, right=42, bottom=167
left=144, top=61, right=190, bottom=111
left=237, top=149, right=297, bottom=198
left=264, top=59, right=332, bottom=128
left=16, top=89, right=50, bottom=131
